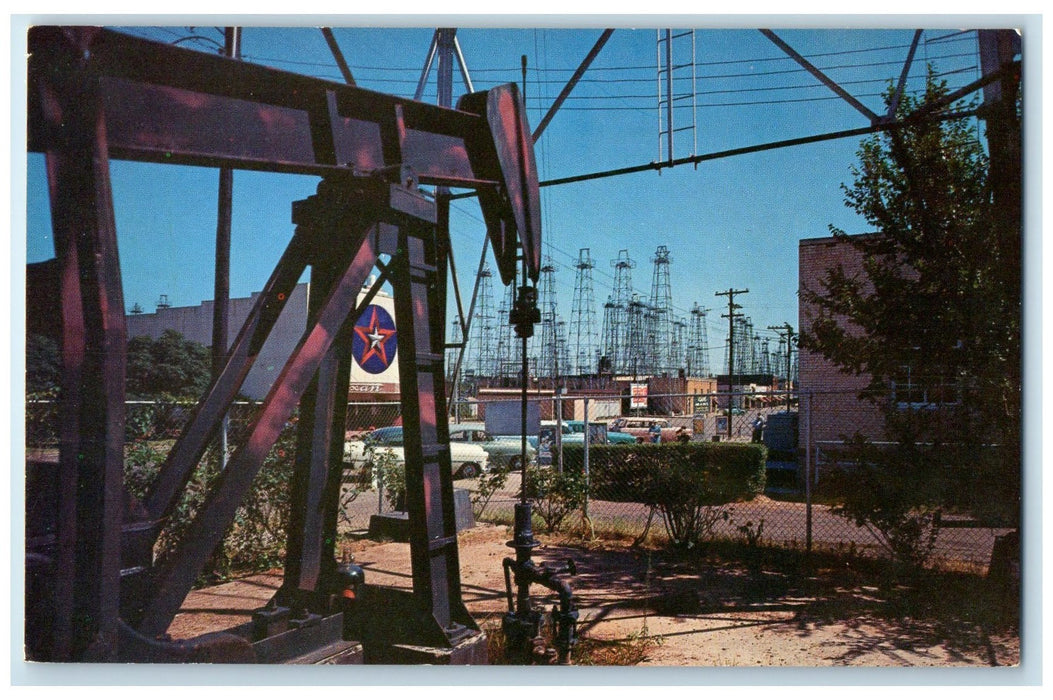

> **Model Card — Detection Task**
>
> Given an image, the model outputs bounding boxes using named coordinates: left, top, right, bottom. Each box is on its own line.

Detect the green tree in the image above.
left=802, top=70, right=1021, bottom=528
left=126, top=330, right=211, bottom=400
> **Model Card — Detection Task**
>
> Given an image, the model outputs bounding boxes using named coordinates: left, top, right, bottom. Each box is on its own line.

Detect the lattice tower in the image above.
left=740, top=318, right=757, bottom=374
left=773, top=336, right=787, bottom=380
left=470, top=265, right=496, bottom=377
left=447, top=320, right=462, bottom=383
left=688, top=303, right=711, bottom=378
left=725, top=315, right=753, bottom=375
left=494, top=283, right=517, bottom=378
left=670, top=317, right=687, bottom=374
left=556, top=320, right=571, bottom=379
left=537, top=257, right=560, bottom=379
left=609, top=249, right=636, bottom=374
left=600, top=295, right=620, bottom=374
left=757, top=337, right=771, bottom=375
left=648, top=245, right=674, bottom=374
left=570, top=248, right=598, bottom=375
left=626, top=294, right=650, bottom=376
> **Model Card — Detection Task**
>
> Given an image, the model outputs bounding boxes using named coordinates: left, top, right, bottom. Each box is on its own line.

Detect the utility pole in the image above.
left=768, top=323, right=797, bottom=413
left=716, top=287, right=747, bottom=438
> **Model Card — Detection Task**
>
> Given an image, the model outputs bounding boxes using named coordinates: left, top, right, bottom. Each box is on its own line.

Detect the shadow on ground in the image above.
left=522, top=535, right=1018, bottom=666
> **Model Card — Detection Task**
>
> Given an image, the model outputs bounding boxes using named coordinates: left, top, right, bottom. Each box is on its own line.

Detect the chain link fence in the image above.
left=25, top=389, right=1016, bottom=574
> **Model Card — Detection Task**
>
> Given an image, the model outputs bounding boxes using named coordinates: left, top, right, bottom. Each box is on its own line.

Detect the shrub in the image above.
left=472, top=460, right=512, bottom=519
left=562, top=443, right=766, bottom=548
left=825, top=435, right=946, bottom=569
left=375, top=450, right=406, bottom=512
left=123, top=412, right=301, bottom=579
left=523, top=465, right=588, bottom=533
left=563, top=443, right=766, bottom=501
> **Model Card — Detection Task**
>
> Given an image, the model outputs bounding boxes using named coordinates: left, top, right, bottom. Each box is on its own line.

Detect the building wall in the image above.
left=798, top=235, right=886, bottom=445
left=127, top=282, right=400, bottom=400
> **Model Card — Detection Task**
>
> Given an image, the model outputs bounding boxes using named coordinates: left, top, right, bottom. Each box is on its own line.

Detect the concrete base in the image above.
left=368, top=488, right=475, bottom=541
left=227, top=612, right=365, bottom=664
left=366, top=632, right=488, bottom=665
left=347, top=585, right=488, bottom=665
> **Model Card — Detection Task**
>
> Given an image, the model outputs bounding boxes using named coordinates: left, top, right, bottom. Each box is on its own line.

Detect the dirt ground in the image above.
left=167, top=523, right=1019, bottom=667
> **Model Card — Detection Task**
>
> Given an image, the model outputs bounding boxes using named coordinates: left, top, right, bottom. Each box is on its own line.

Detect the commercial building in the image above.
left=126, top=282, right=400, bottom=402
left=797, top=234, right=886, bottom=445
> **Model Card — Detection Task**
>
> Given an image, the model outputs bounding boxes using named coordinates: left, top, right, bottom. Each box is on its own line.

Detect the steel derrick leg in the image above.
left=28, top=49, right=126, bottom=662
left=136, top=218, right=379, bottom=638
left=277, top=189, right=371, bottom=616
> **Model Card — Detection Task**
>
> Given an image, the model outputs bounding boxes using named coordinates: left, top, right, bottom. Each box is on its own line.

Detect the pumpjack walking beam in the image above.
left=26, top=26, right=541, bottom=662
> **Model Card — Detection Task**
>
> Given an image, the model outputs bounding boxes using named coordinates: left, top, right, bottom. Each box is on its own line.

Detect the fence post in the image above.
left=555, top=388, right=564, bottom=474
left=805, top=391, right=813, bottom=557
left=583, top=396, right=590, bottom=527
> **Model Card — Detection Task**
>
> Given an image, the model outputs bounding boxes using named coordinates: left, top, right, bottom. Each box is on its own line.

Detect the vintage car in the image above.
left=447, top=422, right=536, bottom=470
left=344, top=426, right=489, bottom=479
left=563, top=420, right=638, bottom=445
left=607, top=417, right=681, bottom=443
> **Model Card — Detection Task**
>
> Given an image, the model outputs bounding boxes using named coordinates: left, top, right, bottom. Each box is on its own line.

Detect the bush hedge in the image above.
left=559, top=442, right=767, bottom=504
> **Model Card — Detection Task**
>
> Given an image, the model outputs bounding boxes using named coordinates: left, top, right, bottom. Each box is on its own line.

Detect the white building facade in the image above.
left=127, top=282, right=400, bottom=400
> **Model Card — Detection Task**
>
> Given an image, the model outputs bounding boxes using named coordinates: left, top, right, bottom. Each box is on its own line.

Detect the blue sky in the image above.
left=23, top=23, right=991, bottom=371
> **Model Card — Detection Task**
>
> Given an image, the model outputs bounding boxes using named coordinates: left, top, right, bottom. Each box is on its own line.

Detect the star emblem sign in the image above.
left=352, top=304, right=398, bottom=374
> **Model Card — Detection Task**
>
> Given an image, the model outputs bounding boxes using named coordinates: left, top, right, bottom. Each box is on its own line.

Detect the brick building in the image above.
left=798, top=234, right=886, bottom=445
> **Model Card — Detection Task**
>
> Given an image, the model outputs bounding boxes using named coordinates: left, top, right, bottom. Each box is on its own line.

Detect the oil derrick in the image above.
left=641, top=306, right=658, bottom=376
left=570, top=248, right=598, bottom=375
left=648, top=245, right=674, bottom=375
left=471, top=265, right=497, bottom=377
left=670, top=317, right=687, bottom=374
left=772, top=336, right=787, bottom=380
left=687, top=303, right=711, bottom=378
left=600, top=296, right=619, bottom=375
left=626, top=294, right=650, bottom=377
left=556, top=320, right=571, bottom=379
left=768, top=323, right=798, bottom=392
left=447, top=319, right=462, bottom=383
left=725, top=315, right=754, bottom=375
left=607, top=249, right=636, bottom=374
left=735, top=317, right=755, bottom=374
left=537, top=257, right=561, bottom=379
left=494, top=284, right=516, bottom=378
left=756, top=336, right=771, bottom=375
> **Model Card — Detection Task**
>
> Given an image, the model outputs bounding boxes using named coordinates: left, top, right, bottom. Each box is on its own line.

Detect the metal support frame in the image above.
left=532, top=28, right=614, bottom=143
left=33, top=42, right=127, bottom=660
left=760, top=29, right=881, bottom=124
left=26, top=26, right=541, bottom=663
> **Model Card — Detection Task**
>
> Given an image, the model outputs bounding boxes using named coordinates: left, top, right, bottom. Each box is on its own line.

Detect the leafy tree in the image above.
left=801, top=70, right=1021, bottom=528
left=126, top=330, right=211, bottom=400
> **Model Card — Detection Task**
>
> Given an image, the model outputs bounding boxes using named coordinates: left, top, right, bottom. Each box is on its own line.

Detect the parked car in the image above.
left=344, top=426, right=489, bottom=479
left=607, top=417, right=680, bottom=443
left=448, top=422, right=536, bottom=470
left=564, top=420, right=637, bottom=445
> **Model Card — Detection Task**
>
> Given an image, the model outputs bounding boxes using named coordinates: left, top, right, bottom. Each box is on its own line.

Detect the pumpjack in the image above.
left=24, top=26, right=542, bottom=664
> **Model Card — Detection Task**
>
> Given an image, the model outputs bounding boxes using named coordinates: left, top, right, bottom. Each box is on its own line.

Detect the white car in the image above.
left=448, top=422, right=536, bottom=470
left=344, top=426, right=489, bottom=479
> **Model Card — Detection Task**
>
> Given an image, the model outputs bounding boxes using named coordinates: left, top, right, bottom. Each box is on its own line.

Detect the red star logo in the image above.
left=354, top=307, right=396, bottom=367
